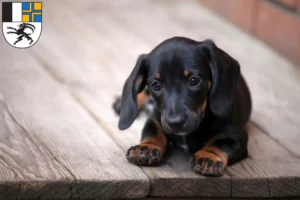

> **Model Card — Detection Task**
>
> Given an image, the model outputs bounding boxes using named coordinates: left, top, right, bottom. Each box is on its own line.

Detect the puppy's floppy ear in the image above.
left=200, top=40, right=240, bottom=118
left=118, top=54, right=148, bottom=130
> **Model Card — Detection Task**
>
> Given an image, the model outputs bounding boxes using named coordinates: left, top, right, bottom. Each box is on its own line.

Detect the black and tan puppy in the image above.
left=113, top=37, right=251, bottom=177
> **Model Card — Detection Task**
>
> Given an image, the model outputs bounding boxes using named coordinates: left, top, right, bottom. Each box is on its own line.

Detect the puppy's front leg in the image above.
left=190, top=126, right=248, bottom=176
left=126, top=118, right=167, bottom=165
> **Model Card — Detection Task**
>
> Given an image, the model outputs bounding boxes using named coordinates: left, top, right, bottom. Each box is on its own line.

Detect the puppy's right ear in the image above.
left=118, top=54, right=148, bottom=130
left=199, top=40, right=240, bottom=118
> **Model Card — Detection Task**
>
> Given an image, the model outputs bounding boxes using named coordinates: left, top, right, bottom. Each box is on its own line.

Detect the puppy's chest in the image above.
left=169, top=134, right=189, bottom=152
left=168, top=133, right=207, bottom=153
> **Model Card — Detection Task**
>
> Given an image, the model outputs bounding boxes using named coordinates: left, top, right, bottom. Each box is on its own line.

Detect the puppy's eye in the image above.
left=151, top=81, right=161, bottom=91
left=189, top=76, right=201, bottom=87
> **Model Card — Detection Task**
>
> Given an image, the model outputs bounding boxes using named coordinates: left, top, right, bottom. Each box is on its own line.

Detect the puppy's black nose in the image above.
left=166, top=115, right=186, bottom=130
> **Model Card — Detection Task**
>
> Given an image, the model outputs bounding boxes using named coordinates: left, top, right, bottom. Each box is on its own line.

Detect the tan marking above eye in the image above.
left=156, top=73, right=160, bottom=79
left=184, top=69, right=189, bottom=77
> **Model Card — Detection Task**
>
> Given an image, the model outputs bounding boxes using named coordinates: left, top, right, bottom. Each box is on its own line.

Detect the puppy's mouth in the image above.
left=161, top=118, right=186, bottom=135
left=161, top=110, right=204, bottom=135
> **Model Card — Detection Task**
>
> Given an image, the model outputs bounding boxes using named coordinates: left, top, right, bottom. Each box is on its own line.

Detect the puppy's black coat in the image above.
left=114, top=37, right=251, bottom=176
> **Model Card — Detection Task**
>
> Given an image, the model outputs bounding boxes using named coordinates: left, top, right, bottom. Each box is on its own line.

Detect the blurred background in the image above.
left=201, top=0, right=300, bottom=66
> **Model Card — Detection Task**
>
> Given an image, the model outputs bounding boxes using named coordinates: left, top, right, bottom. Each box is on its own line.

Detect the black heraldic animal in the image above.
left=113, top=37, right=251, bottom=177
left=6, top=23, right=35, bottom=45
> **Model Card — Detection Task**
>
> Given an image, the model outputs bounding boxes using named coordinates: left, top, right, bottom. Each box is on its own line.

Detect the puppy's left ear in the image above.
left=118, top=54, right=148, bottom=130
left=199, top=40, right=240, bottom=118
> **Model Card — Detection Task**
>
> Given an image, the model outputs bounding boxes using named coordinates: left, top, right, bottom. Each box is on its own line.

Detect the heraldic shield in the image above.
left=2, top=2, right=42, bottom=48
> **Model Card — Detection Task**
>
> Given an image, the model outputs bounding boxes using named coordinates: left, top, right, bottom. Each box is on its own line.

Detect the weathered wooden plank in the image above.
left=70, top=91, right=300, bottom=198
left=0, top=99, right=72, bottom=200
left=29, top=1, right=300, bottom=198
left=0, top=38, right=149, bottom=199
left=229, top=124, right=300, bottom=197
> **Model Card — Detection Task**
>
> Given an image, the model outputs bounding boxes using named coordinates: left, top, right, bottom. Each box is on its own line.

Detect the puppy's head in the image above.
left=118, top=37, right=240, bottom=135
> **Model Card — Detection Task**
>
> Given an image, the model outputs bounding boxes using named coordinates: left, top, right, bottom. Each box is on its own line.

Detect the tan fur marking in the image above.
left=199, top=99, right=207, bottom=112
left=137, top=91, right=147, bottom=110
left=194, top=150, right=223, bottom=163
left=184, top=69, right=189, bottom=77
left=202, top=146, right=229, bottom=167
left=156, top=73, right=160, bottom=79
left=193, top=149, right=226, bottom=175
left=140, top=132, right=167, bottom=154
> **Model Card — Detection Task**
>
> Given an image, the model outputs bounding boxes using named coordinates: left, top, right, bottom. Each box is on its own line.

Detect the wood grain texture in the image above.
left=229, top=124, right=300, bottom=197
left=0, top=37, right=149, bottom=199
left=0, top=99, right=72, bottom=200
left=27, top=0, right=300, bottom=198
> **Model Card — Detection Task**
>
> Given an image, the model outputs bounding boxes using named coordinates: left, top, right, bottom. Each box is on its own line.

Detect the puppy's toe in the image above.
left=190, top=150, right=225, bottom=177
left=126, top=146, right=137, bottom=162
left=125, top=145, right=163, bottom=165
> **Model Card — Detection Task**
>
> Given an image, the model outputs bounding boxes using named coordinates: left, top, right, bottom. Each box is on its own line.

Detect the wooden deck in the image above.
left=0, top=0, right=300, bottom=199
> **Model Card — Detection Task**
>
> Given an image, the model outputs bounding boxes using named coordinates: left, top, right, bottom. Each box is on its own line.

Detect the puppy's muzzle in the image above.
left=164, top=110, right=187, bottom=132
left=166, top=115, right=186, bottom=130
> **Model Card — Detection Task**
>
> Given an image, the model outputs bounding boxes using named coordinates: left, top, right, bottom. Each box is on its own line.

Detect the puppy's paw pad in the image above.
left=189, top=150, right=224, bottom=177
left=126, top=145, right=162, bottom=165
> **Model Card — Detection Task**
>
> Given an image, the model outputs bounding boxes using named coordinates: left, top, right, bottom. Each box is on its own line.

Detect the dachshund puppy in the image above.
left=113, top=37, right=251, bottom=177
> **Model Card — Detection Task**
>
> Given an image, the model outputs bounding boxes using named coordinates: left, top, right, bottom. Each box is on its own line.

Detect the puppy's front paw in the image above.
left=189, top=150, right=225, bottom=177
left=126, top=145, right=163, bottom=165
